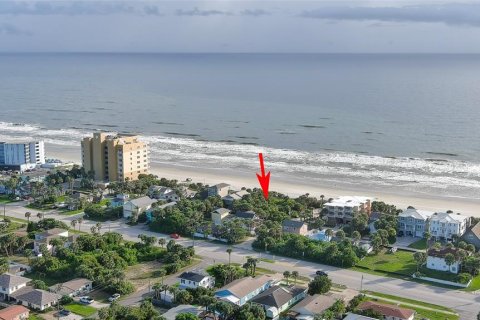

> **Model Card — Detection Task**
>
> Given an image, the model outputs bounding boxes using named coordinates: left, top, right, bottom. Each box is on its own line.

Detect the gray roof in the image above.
left=236, top=211, right=257, bottom=220
left=282, top=219, right=306, bottom=228
left=162, top=305, right=202, bottom=320
left=251, top=285, right=305, bottom=308
left=128, top=196, right=157, bottom=208
left=213, top=208, right=231, bottom=214
left=11, top=287, right=60, bottom=306
left=36, top=228, right=68, bottom=238
left=179, top=272, right=208, bottom=283
left=0, top=273, right=29, bottom=288
left=213, top=183, right=230, bottom=189
left=290, top=294, right=336, bottom=315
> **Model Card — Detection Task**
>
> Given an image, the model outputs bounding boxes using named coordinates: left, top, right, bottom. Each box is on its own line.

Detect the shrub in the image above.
left=457, top=273, right=472, bottom=284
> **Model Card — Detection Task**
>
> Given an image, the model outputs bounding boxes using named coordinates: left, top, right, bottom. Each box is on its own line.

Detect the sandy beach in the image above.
left=47, top=143, right=480, bottom=217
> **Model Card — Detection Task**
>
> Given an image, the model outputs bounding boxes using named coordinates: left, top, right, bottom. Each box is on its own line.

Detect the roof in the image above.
left=179, top=272, right=208, bottom=283
left=217, top=275, right=274, bottom=299
left=342, top=313, right=377, bottom=320
left=59, top=278, right=92, bottom=291
left=325, top=196, right=372, bottom=208
left=283, top=219, right=306, bottom=228
left=0, top=273, right=29, bottom=288
left=0, top=305, right=29, bottom=320
left=427, top=247, right=460, bottom=259
left=399, top=208, right=434, bottom=220
left=128, top=196, right=157, bottom=208
left=36, top=228, right=68, bottom=238
left=466, top=222, right=480, bottom=240
left=251, top=285, right=305, bottom=308
left=214, top=183, right=230, bottom=189
left=236, top=190, right=249, bottom=197
left=357, top=301, right=415, bottom=319
left=10, top=287, right=60, bottom=306
left=223, top=193, right=242, bottom=201
left=430, top=212, right=470, bottom=223
left=290, top=294, right=336, bottom=315
left=213, top=208, right=231, bottom=215
left=236, top=211, right=256, bottom=219
left=161, top=305, right=202, bottom=320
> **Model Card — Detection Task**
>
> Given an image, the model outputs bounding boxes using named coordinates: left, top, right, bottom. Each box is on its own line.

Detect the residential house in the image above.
left=282, top=220, right=308, bottom=236
left=427, top=247, right=461, bottom=274
left=461, top=221, right=480, bottom=250
left=50, top=278, right=93, bottom=297
left=67, top=192, right=93, bottom=210
left=0, top=273, right=29, bottom=301
left=398, top=208, right=434, bottom=238
left=207, top=183, right=230, bottom=198
left=8, top=262, right=31, bottom=277
left=162, top=305, right=202, bottom=320
left=181, top=188, right=197, bottom=199
left=342, top=313, right=377, bottom=320
left=251, top=285, right=307, bottom=319
left=429, top=212, right=471, bottom=241
left=211, top=208, right=231, bottom=226
left=222, top=190, right=249, bottom=207
left=123, top=196, right=157, bottom=219
left=285, top=294, right=337, bottom=320
left=215, top=275, right=276, bottom=306
left=0, top=305, right=30, bottom=320
left=368, top=212, right=383, bottom=234
left=10, top=287, right=60, bottom=311
left=357, top=301, right=415, bottom=320
left=324, top=196, right=372, bottom=225
left=110, top=193, right=129, bottom=208
left=178, top=272, right=215, bottom=289
left=148, top=186, right=180, bottom=202
left=33, top=228, right=76, bottom=254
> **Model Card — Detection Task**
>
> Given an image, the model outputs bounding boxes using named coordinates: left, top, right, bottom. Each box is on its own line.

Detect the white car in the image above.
left=108, top=293, right=120, bottom=302
left=79, top=296, right=94, bottom=304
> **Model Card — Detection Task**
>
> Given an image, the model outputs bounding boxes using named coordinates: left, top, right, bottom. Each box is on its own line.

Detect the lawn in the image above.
left=59, top=208, right=84, bottom=216
left=28, top=315, right=45, bottom=320
left=363, top=290, right=454, bottom=313
left=355, top=249, right=417, bottom=276
left=463, top=274, right=480, bottom=292
left=64, top=303, right=97, bottom=317
left=408, top=238, right=427, bottom=250
left=0, top=195, right=15, bottom=203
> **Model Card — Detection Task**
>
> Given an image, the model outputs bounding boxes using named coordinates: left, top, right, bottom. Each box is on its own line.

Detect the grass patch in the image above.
left=363, top=290, right=454, bottom=313
left=64, top=303, right=97, bottom=317
left=408, top=238, right=427, bottom=250
left=25, top=204, right=51, bottom=211
left=355, top=249, right=417, bottom=275
left=28, top=315, right=45, bottom=320
left=59, top=208, right=84, bottom=216
left=259, top=258, right=275, bottom=263
left=0, top=195, right=16, bottom=203
left=463, top=274, right=480, bottom=292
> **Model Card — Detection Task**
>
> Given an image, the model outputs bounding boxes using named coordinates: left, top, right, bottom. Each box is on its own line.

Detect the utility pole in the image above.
left=360, top=275, right=364, bottom=292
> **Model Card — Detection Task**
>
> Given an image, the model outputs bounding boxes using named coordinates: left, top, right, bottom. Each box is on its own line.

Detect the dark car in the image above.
left=59, top=309, right=71, bottom=316
left=316, top=270, right=328, bottom=277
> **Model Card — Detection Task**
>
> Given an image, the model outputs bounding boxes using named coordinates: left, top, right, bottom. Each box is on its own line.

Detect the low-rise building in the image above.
left=427, top=247, right=461, bottom=274
left=251, top=285, right=307, bottom=319
left=10, top=287, right=60, bottom=311
left=178, top=272, right=215, bottom=289
left=211, top=208, right=231, bottom=226
left=50, top=278, right=93, bottom=297
left=0, top=305, right=30, bottom=320
left=285, top=294, right=337, bottom=320
left=222, top=190, right=249, bottom=207
left=461, top=221, right=480, bottom=250
left=148, top=186, right=180, bottom=202
left=398, top=208, right=434, bottom=238
left=429, top=212, right=471, bottom=241
left=324, top=196, right=372, bottom=225
left=123, top=196, right=157, bottom=219
left=215, top=275, right=276, bottom=306
left=207, top=183, right=230, bottom=198
left=282, top=220, right=308, bottom=236
left=357, top=301, right=415, bottom=320
left=33, top=228, right=76, bottom=254
left=0, top=274, right=29, bottom=301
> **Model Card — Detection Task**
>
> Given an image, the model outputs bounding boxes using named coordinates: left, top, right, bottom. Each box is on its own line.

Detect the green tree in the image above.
left=226, top=248, right=233, bottom=266
left=283, top=271, right=291, bottom=285
left=291, top=271, right=299, bottom=284
left=413, top=252, right=427, bottom=272
left=445, top=253, right=456, bottom=272
left=308, top=275, right=332, bottom=295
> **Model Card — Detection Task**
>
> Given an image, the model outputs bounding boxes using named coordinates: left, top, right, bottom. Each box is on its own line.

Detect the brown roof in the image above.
left=290, top=294, right=336, bottom=315
left=220, top=275, right=274, bottom=298
left=0, top=305, right=29, bottom=320
left=469, top=222, right=480, bottom=238
left=427, top=247, right=460, bottom=259
left=358, top=301, right=415, bottom=319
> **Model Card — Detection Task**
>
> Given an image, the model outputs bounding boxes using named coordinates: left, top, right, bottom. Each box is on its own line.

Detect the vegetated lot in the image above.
left=463, top=274, right=480, bottom=292
left=355, top=249, right=417, bottom=275
left=363, top=290, right=454, bottom=313
left=64, top=302, right=97, bottom=317
left=125, top=260, right=166, bottom=289
left=408, top=238, right=427, bottom=250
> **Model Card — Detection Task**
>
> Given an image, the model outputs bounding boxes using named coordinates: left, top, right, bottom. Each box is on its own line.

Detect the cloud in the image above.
left=300, top=3, right=480, bottom=27
left=0, top=1, right=136, bottom=15
left=240, top=9, right=270, bottom=17
left=143, top=5, right=161, bottom=16
left=176, top=7, right=233, bottom=17
left=0, top=23, right=31, bottom=36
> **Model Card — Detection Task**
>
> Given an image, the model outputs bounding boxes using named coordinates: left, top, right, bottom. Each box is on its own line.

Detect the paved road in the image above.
left=4, top=202, right=480, bottom=319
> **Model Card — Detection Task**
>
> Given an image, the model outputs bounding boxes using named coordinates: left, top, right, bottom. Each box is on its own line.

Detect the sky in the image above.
left=1, top=0, right=480, bottom=53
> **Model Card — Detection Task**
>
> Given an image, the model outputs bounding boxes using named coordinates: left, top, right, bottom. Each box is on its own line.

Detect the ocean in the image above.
left=1, top=53, right=480, bottom=199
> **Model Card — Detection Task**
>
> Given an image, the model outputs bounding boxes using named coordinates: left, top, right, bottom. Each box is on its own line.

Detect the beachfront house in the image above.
left=461, top=222, right=480, bottom=250
left=148, top=186, right=180, bottom=202
left=211, top=208, right=231, bottom=226
left=207, top=183, right=230, bottom=198
left=0, top=273, right=30, bottom=301
left=0, top=305, right=30, bottom=320
left=324, top=196, right=372, bottom=225
left=429, top=212, right=471, bottom=241
left=178, top=271, right=215, bottom=289
left=426, top=247, right=461, bottom=274
left=251, top=285, right=307, bottom=319
left=123, top=196, right=157, bottom=219
left=398, top=208, right=434, bottom=238
left=214, top=275, right=276, bottom=306
left=282, top=219, right=308, bottom=236
left=357, top=301, right=415, bottom=320
left=222, top=190, right=249, bottom=207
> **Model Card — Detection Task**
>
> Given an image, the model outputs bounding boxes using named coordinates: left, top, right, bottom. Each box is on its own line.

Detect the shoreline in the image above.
left=46, top=143, right=480, bottom=217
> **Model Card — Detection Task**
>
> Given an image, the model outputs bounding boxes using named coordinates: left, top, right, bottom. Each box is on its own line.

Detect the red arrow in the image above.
left=256, top=153, right=270, bottom=200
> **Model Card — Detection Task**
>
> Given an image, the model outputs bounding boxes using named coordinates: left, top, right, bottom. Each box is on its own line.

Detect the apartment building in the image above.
left=324, top=196, right=372, bottom=225
left=81, top=132, right=149, bottom=181
left=429, top=212, right=471, bottom=241
left=398, top=208, right=434, bottom=238
left=0, top=141, right=45, bottom=171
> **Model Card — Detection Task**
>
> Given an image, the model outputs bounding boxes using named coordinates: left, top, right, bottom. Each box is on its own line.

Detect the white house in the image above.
left=324, top=196, right=372, bottom=225
left=178, top=272, right=215, bottom=289
left=51, top=278, right=93, bottom=297
left=0, top=273, right=29, bottom=300
left=429, top=212, right=471, bottom=241
left=148, top=186, right=180, bottom=202
left=207, top=183, right=230, bottom=198
left=215, top=275, right=276, bottom=306
left=251, top=285, right=307, bottom=320
left=398, top=208, right=434, bottom=238
left=33, top=228, right=76, bottom=254
left=211, top=208, right=231, bottom=226
left=123, top=196, right=157, bottom=219
left=426, top=247, right=461, bottom=274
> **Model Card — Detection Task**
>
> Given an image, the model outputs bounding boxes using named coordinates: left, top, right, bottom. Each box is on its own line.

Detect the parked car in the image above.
left=170, top=233, right=180, bottom=239
left=59, top=309, right=71, bottom=316
left=108, top=293, right=121, bottom=302
left=80, top=296, right=94, bottom=304
left=316, top=270, right=328, bottom=277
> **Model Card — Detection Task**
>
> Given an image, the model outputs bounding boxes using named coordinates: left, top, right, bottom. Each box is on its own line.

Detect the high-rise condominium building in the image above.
left=0, top=141, right=45, bottom=171
left=81, top=133, right=149, bottom=182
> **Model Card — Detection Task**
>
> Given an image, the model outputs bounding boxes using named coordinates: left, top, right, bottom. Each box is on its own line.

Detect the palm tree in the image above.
left=158, top=238, right=166, bottom=249
left=36, top=212, right=44, bottom=221
left=283, top=271, right=291, bottom=285
left=24, top=212, right=31, bottom=223
left=423, top=231, right=432, bottom=249
left=96, top=222, right=102, bottom=233
left=152, top=282, right=162, bottom=300
left=292, top=271, right=299, bottom=285
left=70, top=219, right=77, bottom=230
left=325, top=229, right=334, bottom=239
left=77, top=217, right=83, bottom=231
left=161, top=284, right=169, bottom=302
left=226, top=248, right=233, bottom=266
left=445, top=253, right=456, bottom=273
left=169, top=286, right=179, bottom=303
left=247, top=257, right=258, bottom=276
left=158, top=269, right=166, bottom=285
